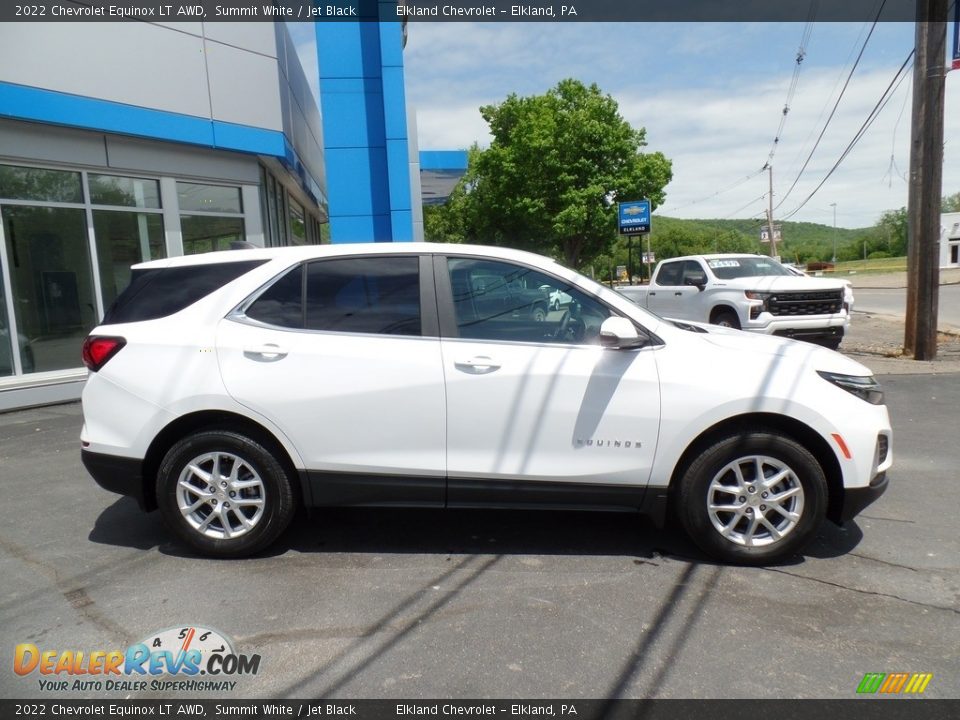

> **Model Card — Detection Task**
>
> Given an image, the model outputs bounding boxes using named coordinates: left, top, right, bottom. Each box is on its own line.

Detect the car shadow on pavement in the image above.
left=88, top=499, right=865, bottom=564
left=87, top=496, right=170, bottom=550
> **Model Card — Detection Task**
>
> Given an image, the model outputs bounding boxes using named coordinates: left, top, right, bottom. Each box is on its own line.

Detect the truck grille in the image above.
left=768, top=290, right=843, bottom=316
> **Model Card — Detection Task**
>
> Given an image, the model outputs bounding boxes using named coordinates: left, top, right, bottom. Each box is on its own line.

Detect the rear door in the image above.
left=216, top=254, right=446, bottom=503
left=647, top=260, right=699, bottom=320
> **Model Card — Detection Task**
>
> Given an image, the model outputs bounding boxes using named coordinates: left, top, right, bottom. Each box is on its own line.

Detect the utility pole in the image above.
left=766, top=164, right=778, bottom=259
left=830, top=202, right=838, bottom=263
left=905, top=0, right=947, bottom=360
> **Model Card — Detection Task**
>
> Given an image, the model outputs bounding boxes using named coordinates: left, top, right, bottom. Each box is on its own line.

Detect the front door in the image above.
left=439, top=256, right=661, bottom=499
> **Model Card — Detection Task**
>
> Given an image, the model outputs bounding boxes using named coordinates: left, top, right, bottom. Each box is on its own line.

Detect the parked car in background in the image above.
left=540, top=283, right=573, bottom=310
left=80, top=244, right=890, bottom=564
left=617, top=254, right=852, bottom=349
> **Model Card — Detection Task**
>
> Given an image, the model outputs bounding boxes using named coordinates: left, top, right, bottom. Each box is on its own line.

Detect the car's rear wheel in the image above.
left=156, top=430, right=296, bottom=558
left=677, top=432, right=827, bottom=564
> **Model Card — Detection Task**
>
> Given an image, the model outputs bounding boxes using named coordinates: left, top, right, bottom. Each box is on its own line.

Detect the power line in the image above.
left=661, top=167, right=766, bottom=213
left=722, top=194, right=767, bottom=220
left=780, top=49, right=915, bottom=221
left=772, top=0, right=887, bottom=213
left=765, top=3, right=818, bottom=165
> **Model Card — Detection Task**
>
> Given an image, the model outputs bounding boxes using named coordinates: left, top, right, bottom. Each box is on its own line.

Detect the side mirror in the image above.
left=599, top=317, right=645, bottom=349
left=685, top=276, right=707, bottom=291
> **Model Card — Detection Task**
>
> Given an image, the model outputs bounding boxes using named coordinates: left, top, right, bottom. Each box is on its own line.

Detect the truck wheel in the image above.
left=156, top=430, right=297, bottom=558
left=531, top=306, right=547, bottom=322
left=712, top=310, right=741, bottom=329
left=677, top=431, right=827, bottom=565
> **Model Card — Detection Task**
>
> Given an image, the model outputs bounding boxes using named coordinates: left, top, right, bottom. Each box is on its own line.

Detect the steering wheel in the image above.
left=553, top=309, right=572, bottom=341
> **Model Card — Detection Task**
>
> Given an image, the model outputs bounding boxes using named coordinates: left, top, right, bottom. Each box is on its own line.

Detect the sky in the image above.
left=290, top=21, right=960, bottom=229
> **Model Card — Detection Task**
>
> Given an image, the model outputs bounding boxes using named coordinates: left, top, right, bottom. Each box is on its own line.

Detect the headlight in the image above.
left=817, top=371, right=885, bottom=405
left=744, top=291, right=770, bottom=319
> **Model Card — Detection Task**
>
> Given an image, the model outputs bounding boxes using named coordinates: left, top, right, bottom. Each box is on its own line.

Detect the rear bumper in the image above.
left=837, top=472, right=889, bottom=524
left=81, top=449, right=151, bottom=511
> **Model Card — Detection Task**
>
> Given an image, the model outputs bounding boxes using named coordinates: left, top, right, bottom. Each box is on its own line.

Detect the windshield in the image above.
left=707, top=257, right=793, bottom=280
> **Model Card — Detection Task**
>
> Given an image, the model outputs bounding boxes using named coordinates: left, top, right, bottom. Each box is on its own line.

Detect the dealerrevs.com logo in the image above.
left=14, top=626, right=260, bottom=693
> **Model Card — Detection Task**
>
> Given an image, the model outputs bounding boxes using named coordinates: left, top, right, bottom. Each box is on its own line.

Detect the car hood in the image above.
left=660, top=319, right=872, bottom=376
left=712, top=276, right=848, bottom=292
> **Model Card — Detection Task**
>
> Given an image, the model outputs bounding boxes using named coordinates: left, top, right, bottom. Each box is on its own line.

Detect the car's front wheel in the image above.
left=677, top=432, right=827, bottom=564
left=156, top=430, right=297, bottom=558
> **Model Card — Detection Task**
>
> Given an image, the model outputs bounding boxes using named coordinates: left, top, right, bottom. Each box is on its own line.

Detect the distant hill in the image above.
left=647, top=215, right=873, bottom=264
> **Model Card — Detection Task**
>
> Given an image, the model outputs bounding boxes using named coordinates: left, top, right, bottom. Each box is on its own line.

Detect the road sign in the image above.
left=760, top=224, right=782, bottom=243
left=642, top=252, right=656, bottom=264
left=618, top=199, right=651, bottom=235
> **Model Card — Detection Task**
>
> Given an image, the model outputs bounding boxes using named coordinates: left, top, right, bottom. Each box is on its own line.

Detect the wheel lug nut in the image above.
left=208, top=485, right=215, bottom=492
left=220, top=481, right=227, bottom=488
left=223, top=502, right=230, bottom=509
left=748, top=486, right=756, bottom=493
left=760, top=504, right=766, bottom=511
left=746, top=508, right=753, bottom=513
left=761, top=492, right=768, bottom=499
left=210, top=499, right=217, bottom=505
left=738, top=496, right=746, bottom=502
left=229, top=491, right=236, bottom=498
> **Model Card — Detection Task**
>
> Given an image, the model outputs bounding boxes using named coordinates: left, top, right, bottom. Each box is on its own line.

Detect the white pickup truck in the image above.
left=618, top=254, right=852, bottom=349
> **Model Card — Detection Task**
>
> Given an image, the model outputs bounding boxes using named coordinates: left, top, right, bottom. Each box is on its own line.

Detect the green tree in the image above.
left=450, top=79, right=672, bottom=269
left=942, top=191, right=960, bottom=212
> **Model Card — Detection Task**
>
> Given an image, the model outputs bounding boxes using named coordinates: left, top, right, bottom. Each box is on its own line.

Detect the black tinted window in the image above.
left=304, top=257, right=421, bottom=336
left=103, top=260, right=266, bottom=324
left=655, top=262, right=683, bottom=286
left=245, top=265, right=304, bottom=328
left=448, top=258, right=613, bottom=345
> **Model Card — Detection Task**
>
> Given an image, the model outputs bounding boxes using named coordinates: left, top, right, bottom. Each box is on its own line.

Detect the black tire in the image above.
left=822, top=337, right=842, bottom=351
left=712, top=310, right=741, bottom=329
left=531, top=305, right=547, bottom=322
left=156, top=430, right=297, bottom=558
left=677, top=431, right=827, bottom=565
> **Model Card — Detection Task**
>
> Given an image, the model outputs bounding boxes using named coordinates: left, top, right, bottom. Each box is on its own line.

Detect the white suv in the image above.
left=80, top=243, right=892, bottom=564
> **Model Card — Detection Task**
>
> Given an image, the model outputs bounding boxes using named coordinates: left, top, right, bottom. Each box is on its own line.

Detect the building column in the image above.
left=315, top=4, right=413, bottom=243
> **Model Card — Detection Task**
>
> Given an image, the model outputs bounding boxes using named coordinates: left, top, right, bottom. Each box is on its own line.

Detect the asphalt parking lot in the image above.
left=1, top=370, right=958, bottom=700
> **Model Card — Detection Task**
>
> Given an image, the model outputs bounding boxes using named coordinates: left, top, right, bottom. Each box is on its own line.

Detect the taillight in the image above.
left=81, top=336, right=126, bottom=371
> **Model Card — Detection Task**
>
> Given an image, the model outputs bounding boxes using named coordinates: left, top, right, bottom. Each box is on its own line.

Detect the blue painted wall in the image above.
left=316, top=5, right=413, bottom=243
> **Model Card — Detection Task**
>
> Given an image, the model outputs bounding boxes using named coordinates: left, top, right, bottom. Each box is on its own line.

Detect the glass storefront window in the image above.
left=177, top=182, right=242, bottom=213
left=289, top=198, right=307, bottom=245
left=89, top=174, right=161, bottom=209
left=1, top=206, right=96, bottom=373
left=92, top=211, right=166, bottom=309
left=181, top=215, right=245, bottom=254
left=0, top=271, right=14, bottom=376
left=0, top=165, right=82, bottom=203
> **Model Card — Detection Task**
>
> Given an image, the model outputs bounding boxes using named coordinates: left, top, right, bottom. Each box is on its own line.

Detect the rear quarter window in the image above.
left=102, top=260, right=267, bottom=324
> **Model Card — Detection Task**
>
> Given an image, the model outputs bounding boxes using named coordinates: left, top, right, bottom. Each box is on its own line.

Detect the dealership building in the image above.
left=0, top=19, right=467, bottom=410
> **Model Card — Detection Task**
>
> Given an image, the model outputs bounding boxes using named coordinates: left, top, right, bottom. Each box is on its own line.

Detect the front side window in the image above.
left=447, top=258, right=613, bottom=345
left=302, top=257, right=421, bottom=336
left=655, top=261, right=683, bottom=286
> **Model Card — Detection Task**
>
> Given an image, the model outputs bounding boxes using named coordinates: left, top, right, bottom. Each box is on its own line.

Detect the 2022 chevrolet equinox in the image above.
left=80, top=243, right=891, bottom=564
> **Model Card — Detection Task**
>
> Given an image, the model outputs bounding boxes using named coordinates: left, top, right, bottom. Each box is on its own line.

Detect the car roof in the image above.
left=131, top=242, right=564, bottom=271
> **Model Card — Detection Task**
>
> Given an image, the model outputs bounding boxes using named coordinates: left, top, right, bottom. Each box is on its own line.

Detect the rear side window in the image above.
left=305, top=257, right=420, bottom=335
left=102, top=260, right=266, bottom=324
left=245, top=265, right=304, bottom=328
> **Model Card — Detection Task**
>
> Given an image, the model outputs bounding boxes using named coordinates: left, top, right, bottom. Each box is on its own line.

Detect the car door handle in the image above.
left=243, top=343, right=288, bottom=361
left=674, top=291, right=683, bottom=296
left=454, top=356, right=501, bottom=374
left=649, top=292, right=656, bottom=296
